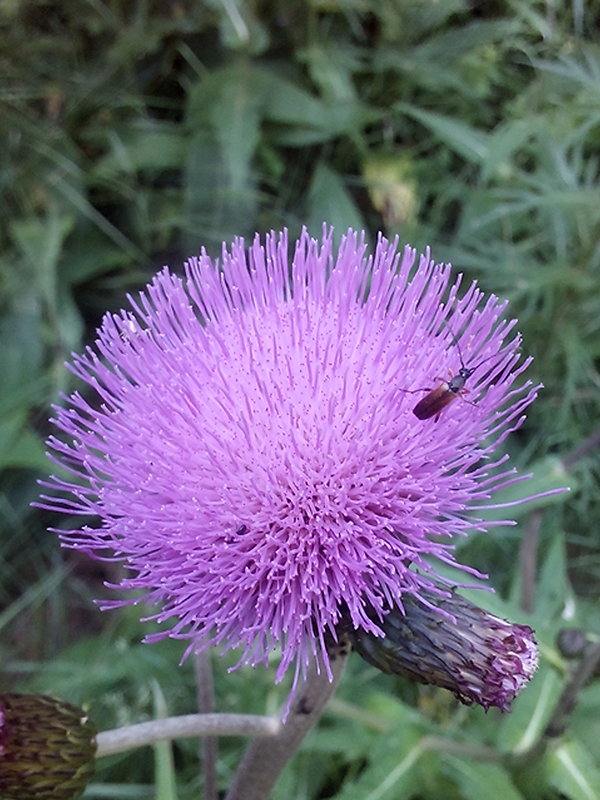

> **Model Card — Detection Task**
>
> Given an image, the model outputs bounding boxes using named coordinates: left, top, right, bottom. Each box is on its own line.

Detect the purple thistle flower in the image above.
left=38, top=227, right=538, bottom=694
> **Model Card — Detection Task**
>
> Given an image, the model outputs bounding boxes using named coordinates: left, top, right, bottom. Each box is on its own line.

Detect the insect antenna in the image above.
left=443, top=320, right=497, bottom=373
left=442, top=321, right=466, bottom=368
left=469, top=350, right=499, bottom=372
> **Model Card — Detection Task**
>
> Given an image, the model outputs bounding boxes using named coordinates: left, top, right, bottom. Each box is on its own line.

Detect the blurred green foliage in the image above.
left=1, top=0, right=600, bottom=798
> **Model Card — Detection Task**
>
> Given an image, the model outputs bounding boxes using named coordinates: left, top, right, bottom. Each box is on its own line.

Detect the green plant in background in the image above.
left=1, top=0, right=599, bottom=798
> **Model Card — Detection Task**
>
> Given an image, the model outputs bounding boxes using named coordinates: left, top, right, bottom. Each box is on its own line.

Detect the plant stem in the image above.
left=96, top=713, right=279, bottom=757
left=519, top=509, right=542, bottom=613
left=195, top=650, right=217, bottom=800
left=224, top=638, right=350, bottom=800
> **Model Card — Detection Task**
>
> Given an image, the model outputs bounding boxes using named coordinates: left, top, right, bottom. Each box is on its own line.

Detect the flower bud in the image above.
left=0, top=694, right=96, bottom=800
left=348, top=591, right=538, bottom=711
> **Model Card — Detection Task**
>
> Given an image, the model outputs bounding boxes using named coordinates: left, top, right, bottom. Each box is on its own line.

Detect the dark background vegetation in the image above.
left=1, top=0, right=599, bottom=798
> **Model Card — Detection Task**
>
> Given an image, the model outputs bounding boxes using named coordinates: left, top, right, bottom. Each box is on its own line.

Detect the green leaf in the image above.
left=0, top=308, right=45, bottom=398
left=535, top=528, right=572, bottom=621
left=395, top=104, right=491, bottom=163
left=210, top=79, right=260, bottom=195
left=188, top=66, right=262, bottom=193
left=58, top=227, right=132, bottom=285
left=0, top=419, right=47, bottom=471
left=409, top=19, right=519, bottom=65
left=93, top=124, right=186, bottom=179
left=547, top=740, right=600, bottom=800
left=257, top=70, right=337, bottom=128
left=0, top=566, right=69, bottom=633
left=9, top=212, right=73, bottom=302
left=184, top=129, right=257, bottom=247
left=480, top=118, right=543, bottom=183
left=442, top=755, right=525, bottom=800
left=191, top=65, right=374, bottom=147
left=185, top=66, right=262, bottom=241
left=305, top=163, right=367, bottom=242
left=497, top=664, right=562, bottom=754
left=476, top=455, right=571, bottom=524
left=333, top=728, right=426, bottom=800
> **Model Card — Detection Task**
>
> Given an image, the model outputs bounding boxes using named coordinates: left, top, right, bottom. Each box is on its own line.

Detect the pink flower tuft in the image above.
left=38, top=227, right=539, bottom=691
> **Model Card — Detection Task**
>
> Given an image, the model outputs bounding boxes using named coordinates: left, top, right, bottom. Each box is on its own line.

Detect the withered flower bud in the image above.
left=347, top=591, right=538, bottom=711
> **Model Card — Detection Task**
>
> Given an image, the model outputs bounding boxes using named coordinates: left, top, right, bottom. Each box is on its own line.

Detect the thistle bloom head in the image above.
left=0, top=693, right=96, bottom=800
left=347, top=590, right=539, bottom=711
left=39, top=227, right=538, bottom=692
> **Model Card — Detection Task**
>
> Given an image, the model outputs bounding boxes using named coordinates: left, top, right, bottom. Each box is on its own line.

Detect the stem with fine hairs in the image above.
left=224, top=637, right=350, bottom=800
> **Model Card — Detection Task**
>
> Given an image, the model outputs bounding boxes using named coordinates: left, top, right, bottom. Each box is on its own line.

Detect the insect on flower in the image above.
left=412, top=328, right=497, bottom=421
